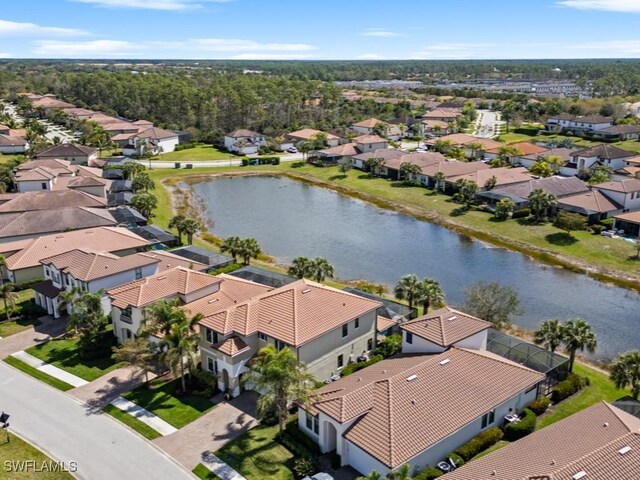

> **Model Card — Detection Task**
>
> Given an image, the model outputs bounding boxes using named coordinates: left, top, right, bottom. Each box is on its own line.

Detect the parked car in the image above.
left=302, top=474, right=334, bottom=480
left=287, top=146, right=298, bottom=153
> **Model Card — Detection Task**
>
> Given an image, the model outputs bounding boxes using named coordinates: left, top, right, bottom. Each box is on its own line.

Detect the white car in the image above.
left=302, top=474, right=334, bottom=480
left=287, top=146, right=298, bottom=153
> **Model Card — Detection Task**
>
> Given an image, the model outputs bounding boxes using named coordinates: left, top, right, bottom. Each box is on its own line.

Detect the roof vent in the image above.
left=157, top=276, right=167, bottom=281
left=490, top=471, right=496, bottom=476
left=208, top=298, right=219, bottom=304
left=302, top=288, right=311, bottom=294
left=357, top=377, right=362, bottom=382
left=572, top=472, right=587, bottom=480
left=411, top=399, right=416, bottom=405
left=406, top=375, right=417, bottom=381
left=550, top=460, right=556, bottom=465
left=439, top=359, right=450, bottom=365
left=603, top=422, right=609, bottom=427
left=619, top=446, right=632, bottom=455
left=448, top=315, right=457, bottom=321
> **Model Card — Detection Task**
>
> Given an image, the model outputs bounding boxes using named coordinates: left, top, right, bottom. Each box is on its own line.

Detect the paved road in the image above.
left=473, top=109, right=501, bottom=138
left=0, top=362, right=195, bottom=480
left=140, top=152, right=304, bottom=169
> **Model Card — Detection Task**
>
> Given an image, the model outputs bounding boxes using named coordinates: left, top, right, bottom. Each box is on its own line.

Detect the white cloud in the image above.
left=0, top=19, right=87, bottom=37
left=190, top=38, right=315, bottom=52
left=0, top=52, right=14, bottom=58
left=414, top=43, right=498, bottom=59
left=356, top=53, right=385, bottom=59
left=557, top=0, right=640, bottom=13
left=72, top=0, right=231, bottom=10
left=33, top=40, right=142, bottom=57
left=362, top=28, right=400, bottom=37
left=230, top=53, right=315, bottom=60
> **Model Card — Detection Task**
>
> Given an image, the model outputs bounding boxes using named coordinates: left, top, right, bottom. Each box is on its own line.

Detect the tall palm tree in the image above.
left=387, top=464, right=412, bottom=480
left=562, top=318, right=597, bottom=372
left=533, top=319, right=564, bottom=353
left=356, top=472, right=383, bottom=480
left=0, top=282, right=17, bottom=321
left=220, top=236, right=242, bottom=261
left=311, top=257, right=334, bottom=282
left=168, top=215, right=186, bottom=245
left=394, top=274, right=422, bottom=311
left=159, top=314, right=200, bottom=393
left=610, top=351, right=640, bottom=400
left=66, top=291, right=105, bottom=334
left=181, top=218, right=201, bottom=245
left=143, top=298, right=183, bottom=337
left=130, top=192, right=157, bottom=218
left=288, top=257, right=313, bottom=279
left=244, top=345, right=316, bottom=435
left=297, top=140, right=314, bottom=162
left=420, top=278, right=445, bottom=313
left=528, top=189, right=557, bottom=222
left=433, top=171, right=446, bottom=192
left=545, top=155, right=564, bottom=174
left=238, top=238, right=261, bottom=265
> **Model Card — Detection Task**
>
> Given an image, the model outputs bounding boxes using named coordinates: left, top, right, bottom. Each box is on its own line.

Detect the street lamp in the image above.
left=0, top=412, right=9, bottom=444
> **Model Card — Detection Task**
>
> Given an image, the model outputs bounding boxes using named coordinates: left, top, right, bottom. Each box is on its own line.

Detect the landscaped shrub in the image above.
left=504, top=408, right=536, bottom=441
left=454, top=427, right=504, bottom=461
left=212, top=262, right=243, bottom=275
left=261, top=412, right=278, bottom=426
left=271, top=157, right=280, bottom=165
left=340, top=355, right=383, bottom=377
left=528, top=396, right=550, bottom=416
left=447, top=453, right=465, bottom=468
left=190, top=369, right=217, bottom=397
left=241, top=158, right=249, bottom=166
left=414, top=466, right=444, bottom=479
left=282, top=420, right=321, bottom=456
left=551, top=373, right=588, bottom=403
left=599, top=218, right=614, bottom=229
left=373, top=333, right=402, bottom=358
left=292, top=457, right=319, bottom=479
left=512, top=208, right=531, bottom=219
left=590, top=224, right=605, bottom=235
left=14, top=278, right=45, bottom=291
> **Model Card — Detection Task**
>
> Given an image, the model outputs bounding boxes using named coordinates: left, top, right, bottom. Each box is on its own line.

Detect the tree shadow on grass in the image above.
left=546, top=232, right=578, bottom=246
left=328, top=174, right=347, bottom=181
left=450, top=206, right=470, bottom=217
left=390, top=181, right=421, bottom=188
left=357, top=174, right=377, bottom=180
left=290, top=162, right=305, bottom=168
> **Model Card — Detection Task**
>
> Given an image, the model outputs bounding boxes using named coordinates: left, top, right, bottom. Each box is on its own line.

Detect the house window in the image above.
left=205, top=329, right=218, bottom=344
left=354, top=317, right=359, bottom=329
left=306, top=412, right=313, bottom=430
left=122, top=328, right=132, bottom=340
left=135, top=268, right=142, bottom=280
left=207, top=357, right=217, bottom=374
left=122, top=306, right=132, bottom=318
left=367, top=338, right=373, bottom=351
left=406, top=332, right=413, bottom=344
left=258, top=332, right=267, bottom=341
left=41, top=183, right=47, bottom=190
left=481, top=409, right=495, bottom=428
left=44, top=267, right=50, bottom=277
left=313, top=416, right=319, bottom=434
left=342, top=324, right=348, bottom=338
left=275, top=340, right=286, bottom=351
left=337, top=354, right=344, bottom=369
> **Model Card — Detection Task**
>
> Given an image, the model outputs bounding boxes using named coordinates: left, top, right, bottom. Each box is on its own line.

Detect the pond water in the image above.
left=190, top=175, right=640, bottom=359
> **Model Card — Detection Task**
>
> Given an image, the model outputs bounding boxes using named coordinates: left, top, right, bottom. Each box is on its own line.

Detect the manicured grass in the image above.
left=102, top=404, right=161, bottom=440
left=157, top=145, right=238, bottom=162
left=123, top=378, right=215, bottom=429
left=2, top=356, right=74, bottom=391
left=538, top=362, right=629, bottom=429
left=215, top=424, right=295, bottom=480
left=25, top=327, right=121, bottom=382
left=0, top=432, right=74, bottom=480
left=192, top=464, right=222, bottom=480
left=0, top=290, right=39, bottom=337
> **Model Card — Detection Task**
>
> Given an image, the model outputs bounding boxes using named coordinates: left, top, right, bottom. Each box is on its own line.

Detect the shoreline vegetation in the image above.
left=155, top=166, right=640, bottom=295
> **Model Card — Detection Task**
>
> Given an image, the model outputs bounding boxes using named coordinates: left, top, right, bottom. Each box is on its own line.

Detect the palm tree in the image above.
left=238, top=238, right=261, bottom=265
left=562, top=318, right=597, bottom=372
left=159, top=314, right=200, bottom=393
left=220, top=236, right=243, bottom=262
left=394, top=274, right=422, bottom=311
left=181, top=218, right=201, bottom=245
left=168, top=215, right=186, bottom=244
left=528, top=189, right=557, bottom=222
left=123, top=162, right=145, bottom=180
left=610, top=351, right=640, bottom=400
left=0, top=282, right=17, bottom=320
left=433, top=171, right=446, bottom=192
left=356, top=472, right=383, bottom=480
left=243, top=345, right=316, bottom=435
left=387, top=464, right=412, bottom=480
left=297, top=140, right=314, bottom=162
left=66, top=291, right=104, bottom=335
left=545, top=155, right=564, bottom=174
left=130, top=192, right=158, bottom=218
left=311, top=257, right=334, bottom=282
left=143, top=298, right=183, bottom=337
left=288, top=257, right=314, bottom=279
left=533, top=319, right=564, bottom=353
left=420, top=278, right=445, bottom=313
left=131, top=172, right=155, bottom=193
left=467, top=141, right=485, bottom=160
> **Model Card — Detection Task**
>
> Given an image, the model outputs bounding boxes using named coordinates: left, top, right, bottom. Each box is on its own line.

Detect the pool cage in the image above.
left=486, top=329, right=570, bottom=396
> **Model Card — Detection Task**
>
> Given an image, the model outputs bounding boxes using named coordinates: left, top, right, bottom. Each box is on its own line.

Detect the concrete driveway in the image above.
left=154, top=392, right=258, bottom=469
left=0, top=317, right=66, bottom=359
left=0, top=361, right=194, bottom=480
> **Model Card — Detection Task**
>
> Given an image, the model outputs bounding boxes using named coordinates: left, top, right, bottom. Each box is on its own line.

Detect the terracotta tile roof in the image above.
left=136, top=126, right=178, bottom=141
left=87, top=114, right=122, bottom=125
left=487, top=176, right=589, bottom=201
left=0, top=207, right=116, bottom=240
left=383, top=152, right=446, bottom=171
left=227, top=129, right=260, bottom=138
left=420, top=160, right=490, bottom=179
left=67, top=176, right=109, bottom=188
left=111, top=132, right=136, bottom=142
left=429, top=133, right=502, bottom=150
left=15, top=167, right=56, bottom=182
left=599, top=124, right=640, bottom=134
left=310, top=348, right=544, bottom=468
left=31, top=97, right=75, bottom=109
left=558, top=190, right=622, bottom=214
left=139, top=250, right=208, bottom=272
left=0, top=190, right=107, bottom=213
left=421, top=108, right=462, bottom=119
left=61, top=107, right=96, bottom=117
left=352, top=118, right=385, bottom=128
left=376, top=316, right=397, bottom=333
left=286, top=128, right=339, bottom=141
left=184, top=273, right=271, bottom=319
left=593, top=178, right=640, bottom=193
left=571, top=144, right=636, bottom=160
left=41, top=249, right=159, bottom=282
left=35, top=143, right=97, bottom=158
left=353, top=134, right=388, bottom=144
left=449, top=166, right=531, bottom=187
left=400, top=307, right=491, bottom=347
left=0, top=134, right=27, bottom=147
left=614, top=210, right=640, bottom=224
left=198, top=279, right=381, bottom=346
left=0, top=227, right=149, bottom=271
left=317, top=143, right=359, bottom=157
left=214, top=336, right=251, bottom=357
left=351, top=148, right=404, bottom=162
left=420, top=119, right=449, bottom=128
left=625, top=155, right=640, bottom=166
left=18, top=159, right=75, bottom=176
left=444, top=402, right=640, bottom=480
left=520, top=147, right=574, bottom=162
left=102, top=122, right=138, bottom=133
left=133, top=120, right=153, bottom=126
left=108, top=266, right=221, bottom=309
left=486, top=141, right=548, bottom=156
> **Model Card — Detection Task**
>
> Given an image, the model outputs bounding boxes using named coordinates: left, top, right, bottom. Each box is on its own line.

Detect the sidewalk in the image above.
left=202, top=452, right=247, bottom=480
left=0, top=316, right=66, bottom=359
left=10, top=350, right=88, bottom=387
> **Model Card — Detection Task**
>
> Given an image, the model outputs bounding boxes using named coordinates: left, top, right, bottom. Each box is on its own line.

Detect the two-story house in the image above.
left=196, top=279, right=382, bottom=396
left=350, top=119, right=402, bottom=140
left=224, top=129, right=266, bottom=155
left=592, top=178, right=640, bottom=212
left=545, top=114, right=613, bottom=133
left=33, top=249, right=160, bottom=318
left=563, top=144, right=636, bottom=176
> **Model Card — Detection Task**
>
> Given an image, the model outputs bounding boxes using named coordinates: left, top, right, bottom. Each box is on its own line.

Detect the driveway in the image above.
left=0, top=317, right=66, bottom=359
left=473, top=109, right=501, bottom=138
left=0, top=361, right=194, bottom=480
left=154, top=392, right=258, bottom=469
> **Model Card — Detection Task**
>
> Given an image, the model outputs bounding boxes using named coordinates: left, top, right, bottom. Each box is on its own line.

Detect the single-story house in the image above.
left=128, top=225, right=179, bottom=247
left=170, top=245, right=235, bottom=272
left=351, top=148, right=403, bottom=170
left=224, top=129, right=265, bottom=155
left=448, top=167, right=532, bottom=191
left=313, top=143, right=360, bottom=165
left=444, top=401, right=640, bottom=480
left=34, top=143, right=98, bottom=165
left=515, top=147, right=573, bottom=170
left=598, top=124, right=640, bottom=141
left=484, top=141, right=548, bottom=163
left=477, top=176, right=590, bottom=208
left=613, top=210, right=640, bottom=236
left=420, top=119, right=454, bottom=137
left=300, top=348, right=543, bottom=477
left=591, top=178, right=640, bottom=212
left=0, top=134, right=28, bottom=154
left=417, top=160, right=491, bottom=190
left=420, top=108, right=462, bottom=123
left=557, top=190, right=623, bottom=223
left=0, top=190, right=107, bottom=213
left=379, top=152, right=447, bottom=181
left=424, top=134, right=502, bottom=160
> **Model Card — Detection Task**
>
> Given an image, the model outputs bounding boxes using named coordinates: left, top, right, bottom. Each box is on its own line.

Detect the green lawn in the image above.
left=2, top=357, right=74, bottom=391
left=0, top=433, right=75, bottom=480
left=102, top=404, right=161, bottom=440
left=25, top=327, right=121, bottom=382
left=0, top=290, right=39, bottom=337
left=215, top=424, right=295, bottom=480
left=156, top=145, right=237, bottom=162
left=192, top=464, right=222, bottom=480
left=123, top=378, right=215, bottom=429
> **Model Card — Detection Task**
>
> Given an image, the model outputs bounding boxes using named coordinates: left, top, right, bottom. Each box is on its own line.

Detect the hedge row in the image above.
left=414, top=467, right=443, bottom=479
left=528, top=396, right=550, bottom=416
left=551, top=373, right=588, bottom=403
left=504, top=408, right=536, bottom=441
left=174, top=143, right=197, bottom=151
left=455, top=427, right=504, bottom=461
left=340, top=355, right=383, bottom=377
left=282, top=420, right=321, bottom=456
left=512, top=208, right=531, bottom=219
left=241, top=157, right=280, bottom=166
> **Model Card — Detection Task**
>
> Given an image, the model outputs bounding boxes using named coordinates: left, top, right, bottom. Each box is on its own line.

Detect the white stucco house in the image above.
left=224, top=129, right=265, bottom=155
left=591, top=178, right=640, bottom=212
left=34, top=143, right=98, bottom=165
left=545, top=114, right=613, bottom=133
left=561, top=144, right=637, bottom=176
left=123, top=127, right=180, bottom=156
left=0, top=134, right=28, bottom=154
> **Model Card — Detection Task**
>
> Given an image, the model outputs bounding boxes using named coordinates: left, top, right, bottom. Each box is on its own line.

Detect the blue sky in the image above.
left=2, top=0, right=640, bottom=59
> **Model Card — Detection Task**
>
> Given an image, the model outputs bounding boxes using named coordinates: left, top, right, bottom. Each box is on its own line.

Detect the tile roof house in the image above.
left=557, top=189, right=623, bottom=223
left=350, top=119, right=402, bottom=140
left=420, top=108, right=462, bottom=122
left=444, top=401, right=640, bottom=480
left=350, top=148, right=404, bottom=170
left=196, top=278, right=382, bottom=396
left=477, top=176, right=590, bottom=208
left=592, top=178, right=640, bottom=211
left=284, top=129, right=340, bottom=147
left=224, top=129, right=265, bottom=155
left=448, top=166, right=532, bottom=191
left=34, top=143, right=98, bottom=165
left=614, top=209, right=640, bottom=237
left=516, top=146, right=574, bottom=170
left=34, top=249, right=160, bottom=318
left=300, top=348, right=544, bottom=477
left=0, top=134, right=28, bottom=154
left=122, top=126, right=180, bottom=156
left=0, top=226, right=149, bottom=283
left=0, top=190, right=107, bottom=213
left=138, top=250, right=209, bottom=272
left=378, top=152, right=447, bottom=181
left=545, top=114, right=613, bottom=133
left=484, top=141, right=548, bottom=163
left=417, top=160, right=492, bottom=190
left=564, top=144, right=636, bottom=176
left=598, top=123, right=640, bottom=140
